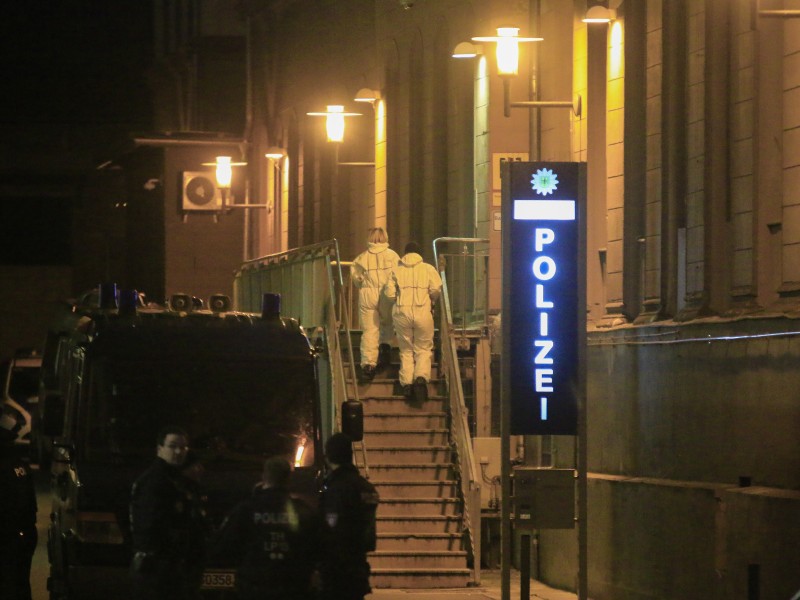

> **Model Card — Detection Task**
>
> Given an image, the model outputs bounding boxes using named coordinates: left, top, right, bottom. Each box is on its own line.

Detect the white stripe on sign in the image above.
left=514, top=200, right=576, bottom=221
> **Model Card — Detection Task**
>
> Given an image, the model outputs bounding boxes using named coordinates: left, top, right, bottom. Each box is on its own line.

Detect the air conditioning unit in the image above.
left=181, top=172, right=223, bottom=211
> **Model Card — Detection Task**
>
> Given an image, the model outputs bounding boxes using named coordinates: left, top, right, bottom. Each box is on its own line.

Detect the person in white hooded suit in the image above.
left=385, top=241, right=443, bottom=397
left=351, top=227, right=400, bottom=380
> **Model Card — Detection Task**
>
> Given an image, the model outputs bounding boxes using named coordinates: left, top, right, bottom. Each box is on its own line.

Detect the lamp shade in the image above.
left=215, top=156, right=232, bottom=188
left=452, top=41, right=481, bottom=58
left=495, top=27, right=520, bottom=76
left=265, top=147, right=286, bottom=159
left=472, top=27, right=542, bottom=76
left=354, top=88, right=381, bottom=103
left=325, top=105, right=346, bottom=142
left=583, top=5, right=616, bottom=23
left=307, top=105, right=362, bottom=143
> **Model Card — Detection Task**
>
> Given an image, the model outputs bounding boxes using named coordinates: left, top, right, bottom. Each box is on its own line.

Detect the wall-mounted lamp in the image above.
left=472, top=27, right=542, bottom=117
left=307, top=105, right=362, bottom=143
left=201, top=155, right=247, bottom=203
left=452, top=41, right=483, bottom=59
left=264, top=146, right=286, bottom=160
left=472, top=27, right=579, bottom=119
left=201, top=155, right=268, bottom=211
left=583, top=5, right=617, bottom=23
left=308, top=104, right=375, bottom=167
left=354, top=88, right=381, bottom=104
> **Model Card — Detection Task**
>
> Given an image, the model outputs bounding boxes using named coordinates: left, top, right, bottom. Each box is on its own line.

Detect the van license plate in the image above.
left=202, top=570, right=235, bottom=589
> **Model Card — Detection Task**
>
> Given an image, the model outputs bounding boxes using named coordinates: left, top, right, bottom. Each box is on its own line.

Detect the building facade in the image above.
left=151, top=1, right=800, bottom=598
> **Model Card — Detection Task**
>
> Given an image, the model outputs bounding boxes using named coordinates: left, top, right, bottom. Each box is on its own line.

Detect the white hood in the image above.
left=367, top=242, right=390, bottom=254
left=400, top=252, right=423, bottom=267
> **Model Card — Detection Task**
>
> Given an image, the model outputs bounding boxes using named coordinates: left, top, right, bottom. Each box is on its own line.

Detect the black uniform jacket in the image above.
left=209, top=485, right=322, bottom=598
left=0, top=448, right=37, bottom=539
left=129, top=457, right=203, bottom=562
left=320, top=463, right=379, bottom=560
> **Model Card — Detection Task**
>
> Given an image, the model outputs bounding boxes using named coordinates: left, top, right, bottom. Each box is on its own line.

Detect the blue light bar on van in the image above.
left=118, top=290, right=139, bottom=316
left=99, top=283, right=118, bottom=309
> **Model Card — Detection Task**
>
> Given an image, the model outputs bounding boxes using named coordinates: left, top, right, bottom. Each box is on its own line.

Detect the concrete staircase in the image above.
left=351, top=354, right=472, bottom=589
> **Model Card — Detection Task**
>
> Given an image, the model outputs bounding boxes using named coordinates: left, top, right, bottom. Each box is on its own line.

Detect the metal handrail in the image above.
left=328, top=257, right=368, bottom=476
left=433, top=238, right=488, bottom=586
left=438, top=277, right=481, bottom=585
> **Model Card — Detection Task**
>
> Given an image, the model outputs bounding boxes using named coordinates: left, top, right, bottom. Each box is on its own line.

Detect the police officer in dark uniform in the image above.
left=209, top=456, right=321, bottom=600
left=129, top=426, right=206, bottom=600
left=319, top=433, right=380, bottom=600
left=0, top=403, right=37, bottom=600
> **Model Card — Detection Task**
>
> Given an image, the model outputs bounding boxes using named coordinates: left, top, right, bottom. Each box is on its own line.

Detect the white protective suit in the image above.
left=352, top=242, right=400, bottom=367
left=385, top=252, right=443, bottom=386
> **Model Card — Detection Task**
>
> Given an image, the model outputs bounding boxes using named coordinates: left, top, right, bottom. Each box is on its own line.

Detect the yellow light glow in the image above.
left=294, top=443, right=305, bottom=467
left=215, top=156, right=232, bottom=188
left=326, top=105, right=346, bottom=143
left=609, top=21, right=623, bottom=78
left=496, top=27, right=520, bottom=76
left=265, top=146, right=285, bottom=160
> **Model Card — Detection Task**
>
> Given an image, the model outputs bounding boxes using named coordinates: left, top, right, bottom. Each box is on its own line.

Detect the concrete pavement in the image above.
left=367, top=569, right=579, bottom=600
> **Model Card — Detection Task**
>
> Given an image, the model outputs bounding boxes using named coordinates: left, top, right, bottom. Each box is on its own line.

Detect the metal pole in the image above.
left=521, top=534, right=531, bottom=599
left=501, top=166, right=512, bottom=600
left=577, top=167, right=588, bottom=600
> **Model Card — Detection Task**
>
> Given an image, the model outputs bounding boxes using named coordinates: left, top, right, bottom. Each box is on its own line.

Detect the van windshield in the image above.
left=80, top=356, right=317, bottom=467
left=8, top=364, right=41, bottom=403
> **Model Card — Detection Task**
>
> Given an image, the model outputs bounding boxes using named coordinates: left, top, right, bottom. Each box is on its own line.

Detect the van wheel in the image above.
left=47, top=576, right=69, bottom=600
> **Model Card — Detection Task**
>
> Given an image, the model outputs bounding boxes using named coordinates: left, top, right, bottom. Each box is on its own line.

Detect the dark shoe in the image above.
left=402, top=384, right=412, bottom=398
left=360, top=364, right=375, bottom=381
left=413, top=377, right=428, bottom=403
left=377, top=344, right=392, bottom=370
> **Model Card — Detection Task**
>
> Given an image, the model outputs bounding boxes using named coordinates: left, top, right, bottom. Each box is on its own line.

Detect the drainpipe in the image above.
left=243, top=16, right=254, bottom=262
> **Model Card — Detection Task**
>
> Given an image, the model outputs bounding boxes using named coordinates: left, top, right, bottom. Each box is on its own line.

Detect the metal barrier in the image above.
left=433, top=238, right=490, bottom=336
left=432, top=237, right=489, bottom=586
left=233, top=240, right=366, bottom=473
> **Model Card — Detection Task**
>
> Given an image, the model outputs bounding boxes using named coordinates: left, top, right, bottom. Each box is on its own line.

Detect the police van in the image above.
left=41, top=284, right=332, bottom=599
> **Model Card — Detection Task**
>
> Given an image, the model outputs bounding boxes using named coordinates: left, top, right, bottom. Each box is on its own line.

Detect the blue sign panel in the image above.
left=504, top=162, right=583, bottom=435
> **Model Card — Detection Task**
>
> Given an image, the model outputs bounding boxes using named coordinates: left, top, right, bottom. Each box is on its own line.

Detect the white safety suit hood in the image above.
left=388, top=253, right=442, bottom=308
left=367, top=242, right=390, bottom=254
left=399, top=252, right=423, bottom=267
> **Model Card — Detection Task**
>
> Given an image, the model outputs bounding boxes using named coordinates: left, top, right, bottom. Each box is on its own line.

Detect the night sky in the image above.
left=0, top=1, right=155, bottom=265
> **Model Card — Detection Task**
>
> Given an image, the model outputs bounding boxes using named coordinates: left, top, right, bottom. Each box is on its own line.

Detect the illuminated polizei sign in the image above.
left=503, top=162, right=585, bottom=436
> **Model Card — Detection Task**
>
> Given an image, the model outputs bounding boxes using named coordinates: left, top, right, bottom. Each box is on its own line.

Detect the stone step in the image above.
left=352, top=378, right=446, bottom=397
left=368, top=550, right=468, bottom=570
left=364, top=429, right=449, bottom=446
left=375, top=532, right=464, bottom=552
left=364, top=412, right=448, bottom=429
left=370, top=568, right=471, bottom=589
left=377, top=498, right=461, bottom=517
left=366, top=463, right=455, bottom=481
left=345, top=358, right=441, bottom=375
left=372, top=480, right=458, bottom=499
left=377, top=515, right=463, bottom=533
left=360, top=395, right=446, bottom=412
left=351, top=378, right=398, bottom=396
left=361, top=445, right=452, bottom=464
